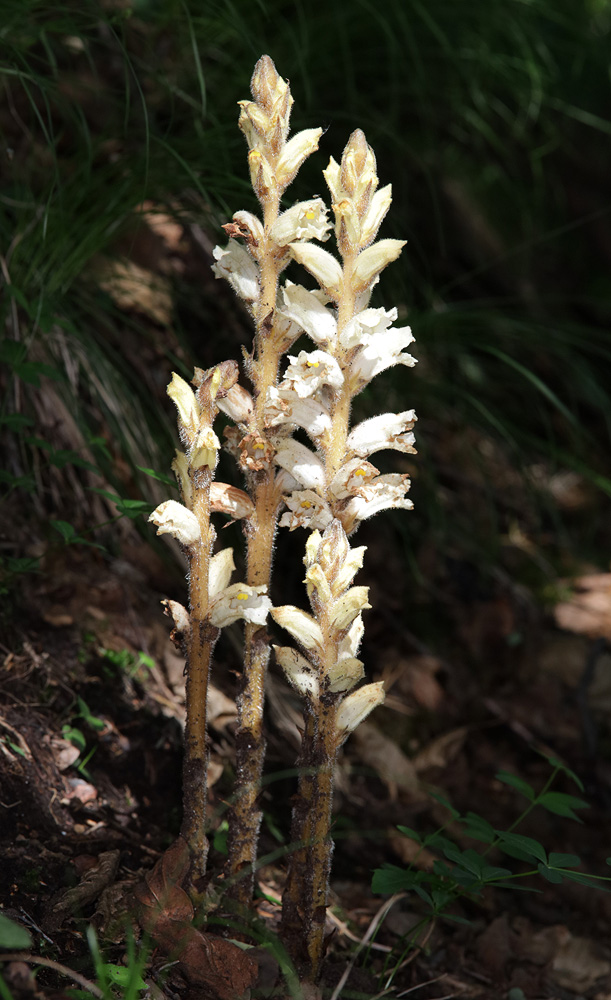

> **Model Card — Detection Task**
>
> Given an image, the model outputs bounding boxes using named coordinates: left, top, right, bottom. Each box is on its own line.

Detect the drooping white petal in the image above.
left=347, top=410, right=417, bottom=458
left=271, top=198, right=331, bottom=246
left=289, top=243, right=343, bottom=299
left=342, top=474, right=413, bottom=529
left=210, top=583, right=271, bottom=628
left=339, top=306, right=397, bottom=350
left=352, top=239, right=406, bottom=292
left=275, top=440, right=326, bottom=490
left=330, top=586, right=371, bottom=630
left=276, top=128, right=323, bottom=188
left=279, top=490, right=333, bottom=531
left=283, top=349, right=344, bottom=399
left=335, top=681, right=385, bottom=741
left=271, top=605, right=324, bottom=652
left=212, top=240, right=260, bottom=307
left=273, top=645, right=319, bottom=698
left=149, top=500, right=201, bottom=547
left=279, top=281, right=337, bottom=347
left=208, top=547, right=235, bottom=597
left=351, top=326, right=416, bottom=385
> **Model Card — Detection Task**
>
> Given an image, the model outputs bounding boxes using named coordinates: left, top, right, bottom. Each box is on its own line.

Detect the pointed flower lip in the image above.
left=212, top=240, right=260, bottom=309
left=209, top=547, right=236, bottom=597
left=209, top=583, right=272, bottom=628
left=347, top=410, right=417, bottom=458
left=271, top=605, right=324, bottom=653
left=149, top=500, right=201, bottom=547
left=274, top=645, right=319, bottom=699
left=167, top=372, right=201, bottom=435
left=289, top=243, right=343, bottom=299
left=359, top=184, right=393, bottom=247
left=270, top=198, right=331, bottom=247
left=338, top=613, right=365, bottom=659
left=351, top=325, right=416, bottom=387
left=279, top=281, right=337, bottom=347
left=275, top=440, right=326, bottom=490
left=276, top=128, right=323, bottom=189
left=283, top=349, right=344, bottom=399
left=335, top=681, right=385, bottom=741
left=326, top=656, right=364, bottom=694
left=279, top=490, right=333, bottom=532
left=329, top=586, right=371, bottom=630
left=352, top=239, right=406, bottom=293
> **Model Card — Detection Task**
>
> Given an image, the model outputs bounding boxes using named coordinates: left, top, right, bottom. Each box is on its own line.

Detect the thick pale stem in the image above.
left=226, top=198, right=283, bottom=905
left=305, top=700, right=338, bottom=979
left=279, top=709, right=316, bottom=946
left=181, top=470, right=217, bottom=882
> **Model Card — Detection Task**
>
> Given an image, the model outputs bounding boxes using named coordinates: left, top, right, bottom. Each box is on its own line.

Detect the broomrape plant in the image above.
left=149, top=55, right=417, bottom=982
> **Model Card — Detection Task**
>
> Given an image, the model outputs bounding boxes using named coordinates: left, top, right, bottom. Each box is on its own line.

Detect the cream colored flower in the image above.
left=352, top=239, right=406, bottom=293
left=210, top=482, right=255, bottom=519
left=162, top=599, right=191, bottom=636
left=275, top=440, right=325, bottom=490
left=217, top=383, right=254, bottom=424
left=347, top=410, right=417, bottom=458
left=270, top=198, right=331, bottom=246
left=276, top=129, right=323, bottom=189
left=289, top=243, right=343, bottom=300
left=280, top=281, right=336, bottom=347
left=209, top=583, right=272, bottom=628
left=212, top=240, right=260, bottom=308
left=335, top=681, right=385, bottom=742
left=149, top=500, right=201, bottom=547
left=271, top=605, right=324, bottom=653
left=171, top=450, right=192, bottom=506
left=190, top=426, right=220, bottom=470
left=339, top=306, right=396, bottom=349
left=283, top=349, right=344, bottom=399
left=209, top=547, right=236, bottom=596
left=167, top=372, right=200, bottom=437
left=329, top=458, right=380, bottom=500
left=264, top=387, right=331, bottom=441
left=326, top=657, right=364, bottom=694
left=342, top=474, right=413, bottom=531
left=274, top=645, right=319, bottom=699
left=351, top=325, right=416, bottom=387
left=279, top=490, right=333, bottom=531
left=329, top=586, right=371, bottom=630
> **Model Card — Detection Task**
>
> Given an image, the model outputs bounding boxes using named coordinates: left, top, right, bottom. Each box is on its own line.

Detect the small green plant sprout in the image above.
left=372, top=757, right=610, bottom=989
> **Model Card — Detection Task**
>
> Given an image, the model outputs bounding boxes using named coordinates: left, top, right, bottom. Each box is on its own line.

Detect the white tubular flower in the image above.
left=289, top=243, right=343, bottom=300
left=149, top=500, right=201, bottom=547
left=280, top=281, right=337, bottom=347
left=329, top=458, right=380, bottom=499
left=283, top=349, right=344, bottom=399
left=212, top=240, right=260, bottom=308
left=271, top=605, right=324, bottom=653
left=339, top=306, right=396, bottom=350
left=276, top=128, right=323, bottom=189
left=270, top=198, right=331, bottom=247
left=335, top=681, right=385, bottom=742
left=265, top=387, right=331, bottom=441
left=360, top=184, right=393, bottom=247
left=191, top=426, right=220, bottom=470
left=279, top=490, right=333, bottom=531
left=171, top=450, right=192, bottom=507
left=322, top=155, right=342, bottom=203
left=352, top=239, right=406, bottom=293
left=210, top=482, right=255, bottom=519
left=274, top=646, right=319, bottom=699
left=210, top=583, right=272, bottom=628
left=347, top=410, right=417, bottom=458
left=327, top=657, right=364, bottom=694
left=275, top=466, right=301, bottom=494
left=275, top=440, right=325, bottom=490
left=329, top=586, right=371, bottom=630
left=342, top=474, right=413, bottom=530
left=217, top=383, right=254, bottom=424
left=332, top=544, right=367, bottom=595
left=167, top=372, right=201, bottom=437
left=351, top=326, right=416, bottom=386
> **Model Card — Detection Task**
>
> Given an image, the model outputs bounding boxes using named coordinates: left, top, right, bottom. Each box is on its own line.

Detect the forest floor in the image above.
left=2, top=479, right=611, bottom=1000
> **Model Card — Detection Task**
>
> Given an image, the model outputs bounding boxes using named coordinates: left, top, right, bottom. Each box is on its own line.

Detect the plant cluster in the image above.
left=147, top=54, right=417, bottom=982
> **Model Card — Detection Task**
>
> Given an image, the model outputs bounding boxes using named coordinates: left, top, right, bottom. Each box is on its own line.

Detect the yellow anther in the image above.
left=300, top=501, right=313, bottom=509
left=355, top=468, right=366, bottom=477
left=237, top=592, right=249, bottom=601
left=306, top=210, right=315, bottom=219
left=253, top=442, right=265, bottom=451
left=306, top=361, right=320, bottom=369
